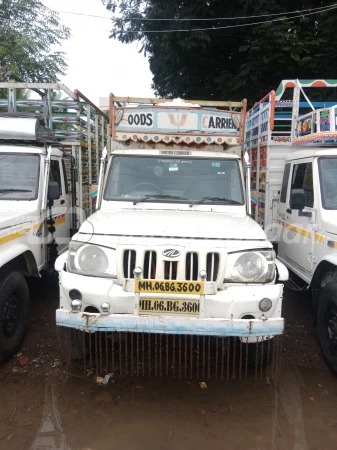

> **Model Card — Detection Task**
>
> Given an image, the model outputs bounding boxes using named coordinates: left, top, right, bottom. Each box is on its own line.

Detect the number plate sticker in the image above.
left=135, top=280, right=204, bottom=295
left=139, top=298, right=200, bottom=315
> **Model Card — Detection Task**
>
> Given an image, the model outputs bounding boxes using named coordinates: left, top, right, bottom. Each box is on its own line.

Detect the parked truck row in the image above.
left=2, top=78, right=337, bottom=378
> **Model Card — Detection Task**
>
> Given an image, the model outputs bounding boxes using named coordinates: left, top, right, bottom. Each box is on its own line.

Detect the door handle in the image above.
left=286, top=208, right=292, bottom=214
left=298, top=210, right=312, bottom=218
left=60, top=199, right=65, bottom=205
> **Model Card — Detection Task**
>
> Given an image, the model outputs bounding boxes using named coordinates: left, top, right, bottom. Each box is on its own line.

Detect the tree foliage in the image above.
left=102, top=0, right=337, bottom=102
left=0, top=0, right=70, bottom=84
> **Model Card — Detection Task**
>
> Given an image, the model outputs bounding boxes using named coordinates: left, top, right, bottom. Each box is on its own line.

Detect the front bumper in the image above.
left=56, top=309, right=284, bottom=336
left=57, top=270, right=285, bottom=337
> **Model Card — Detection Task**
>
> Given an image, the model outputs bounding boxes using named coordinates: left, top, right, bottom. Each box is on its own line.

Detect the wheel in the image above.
left=317, top=281, right=337, bottom=375
left=130, top=182, right=163, bottom=195
left=59, top=326, right=86, bottom=360
left=0, top=271, right=30, bottom=362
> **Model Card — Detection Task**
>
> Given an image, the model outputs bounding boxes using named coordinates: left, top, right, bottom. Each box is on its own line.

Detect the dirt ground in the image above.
left=0, top=284, right=337, bottom=450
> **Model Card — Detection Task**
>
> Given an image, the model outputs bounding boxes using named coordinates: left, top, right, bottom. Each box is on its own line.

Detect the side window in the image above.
left=280, top=163, right=291, bottom=203
left=49, top=160, right=62, bottom=195
left=291, top=162, right=314, bottom=207
left=62, top=159, right=69, bottom=194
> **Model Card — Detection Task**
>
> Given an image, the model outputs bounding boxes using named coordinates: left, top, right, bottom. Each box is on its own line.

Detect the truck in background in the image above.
left=0, top=79, right=109, bottom=361
left=55, top=94, right=288, bottom=380
left=237, top=79, right=337, bottom=374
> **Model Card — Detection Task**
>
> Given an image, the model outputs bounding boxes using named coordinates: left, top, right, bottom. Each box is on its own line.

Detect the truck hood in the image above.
left=78, top=209, right=266, bottom=241
left=0, top=210, right=31, bottom=231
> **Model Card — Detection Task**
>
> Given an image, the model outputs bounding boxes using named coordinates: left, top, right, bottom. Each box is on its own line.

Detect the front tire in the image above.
left=317, top=281, right=337, bottom=375
left=0, top=272, right=30, bottom=362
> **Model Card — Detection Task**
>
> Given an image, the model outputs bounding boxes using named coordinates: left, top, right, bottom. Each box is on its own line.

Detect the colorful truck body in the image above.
left=239, top=79, right=337, bottom=374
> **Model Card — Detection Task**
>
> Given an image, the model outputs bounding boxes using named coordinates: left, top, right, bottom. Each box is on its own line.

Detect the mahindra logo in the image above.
left=162, top=249, right=181, bottom=258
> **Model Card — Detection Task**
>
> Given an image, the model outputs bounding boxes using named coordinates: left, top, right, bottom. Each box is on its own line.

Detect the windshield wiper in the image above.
left=0, top=189, right=32, bottom=193
left=133, top=194, right=188, bottom=205
left=189, top=196, right=242, bottom=207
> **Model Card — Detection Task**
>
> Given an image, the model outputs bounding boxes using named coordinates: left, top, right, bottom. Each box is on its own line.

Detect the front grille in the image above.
left=123, top=249, right=220, bottom=282
left=123, top=250, right=136, bottom=278
left=143, top=251, right=157, bottom=279
left=164, top=261, right=178, bottom=280
left=186, top=252, right=199, bottom=281
left=206, top=253, right=219, bottom=281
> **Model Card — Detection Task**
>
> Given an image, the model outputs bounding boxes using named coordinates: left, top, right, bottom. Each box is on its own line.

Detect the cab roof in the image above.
left=286, top=147, right=337, bottom=161
left=0, top=144, right=63, bottom=157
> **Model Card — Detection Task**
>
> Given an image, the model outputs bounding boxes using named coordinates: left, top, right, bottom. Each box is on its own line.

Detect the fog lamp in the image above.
left=69, top=289, right=82, bottom=300
left=259, top=298, right=272, bottom=312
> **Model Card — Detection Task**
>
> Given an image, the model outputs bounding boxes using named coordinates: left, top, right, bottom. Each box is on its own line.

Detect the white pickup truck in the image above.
left=0, top=80, right=108, bottom=361
left=55, top=96, right=288, bottom=378
left=0, top=113, right=71, bottom=361
left=239, top=79, right=337, bottom=374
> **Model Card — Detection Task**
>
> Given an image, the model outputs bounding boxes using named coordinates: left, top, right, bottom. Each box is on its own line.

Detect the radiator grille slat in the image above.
left=123, top=250, right=136, bottom=278
left=186, top=252, right=199, bottom=281
left=206, top=253, right=219, bottom=281
left=164, top=261, right=177, bottom=280
left=128, top=251, right=131, bottom=279
left=144, top=251, right=157, bottom=279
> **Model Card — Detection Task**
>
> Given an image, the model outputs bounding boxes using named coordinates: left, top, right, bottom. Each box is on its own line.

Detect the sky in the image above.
left=43, top=0, right=154, bottom=107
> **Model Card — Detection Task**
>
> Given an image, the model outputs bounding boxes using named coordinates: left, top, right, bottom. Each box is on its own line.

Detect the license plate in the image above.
left=139, top=298, right=199, bottom=315
left=135, top=280, right=204, bottom=295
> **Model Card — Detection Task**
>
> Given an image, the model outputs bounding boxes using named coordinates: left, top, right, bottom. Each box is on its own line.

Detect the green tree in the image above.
left=0, top=0, right=70, bottom=88
left=102, top=0, right=336, bottom=102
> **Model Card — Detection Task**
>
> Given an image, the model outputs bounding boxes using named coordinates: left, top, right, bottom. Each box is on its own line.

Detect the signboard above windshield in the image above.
left=114, top=106, right=242, bottom=146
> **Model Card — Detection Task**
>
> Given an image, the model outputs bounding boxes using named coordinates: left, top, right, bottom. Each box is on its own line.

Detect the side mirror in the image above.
left=290, top=189, right=305, bottom=210
left=48, top=180, right=60, bottom=201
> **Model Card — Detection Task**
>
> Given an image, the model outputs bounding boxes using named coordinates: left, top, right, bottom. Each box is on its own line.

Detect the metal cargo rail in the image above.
left=0, top=74, right=109, bottom=220
left=242, top=79, right=337, bottom=231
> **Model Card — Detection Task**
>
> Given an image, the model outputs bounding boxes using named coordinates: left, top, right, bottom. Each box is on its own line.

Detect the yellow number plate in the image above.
left=139, top=298, right=199, bottom=315
left=135, top=280, right=204, bottom=295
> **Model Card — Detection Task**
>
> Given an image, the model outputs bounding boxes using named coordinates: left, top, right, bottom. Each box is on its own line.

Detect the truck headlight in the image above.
left=67, top=241, right=117, bottom=278
left=78, top=245, right=108, bottom=274
left=224, top=250, right=275, bottom=283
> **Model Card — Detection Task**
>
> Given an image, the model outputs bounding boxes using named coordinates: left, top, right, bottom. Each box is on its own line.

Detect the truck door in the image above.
left=49, top=158, right=71, bottom=253
left=278, top=160, right=315, bottom=275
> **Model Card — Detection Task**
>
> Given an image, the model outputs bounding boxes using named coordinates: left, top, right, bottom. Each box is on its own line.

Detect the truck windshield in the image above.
left=104, top=156, right=244, bottom=205
left=0, top=153, right=40, bottom=200
left=319, top=157, right=337, bottom=210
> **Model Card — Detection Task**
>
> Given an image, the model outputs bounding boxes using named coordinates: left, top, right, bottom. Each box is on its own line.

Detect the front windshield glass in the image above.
left=0, top=153, right=40, bottom=200
left=319, top=157, right=337, bottom=210
left=104, top=156, right=244, bottom=205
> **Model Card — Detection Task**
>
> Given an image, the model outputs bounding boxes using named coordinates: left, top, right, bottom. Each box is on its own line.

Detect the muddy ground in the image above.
left=0, top=284, right=336, bottom=450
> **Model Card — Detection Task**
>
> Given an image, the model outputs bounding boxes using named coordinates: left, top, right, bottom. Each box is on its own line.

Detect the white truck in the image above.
left=55, top=95, right=288, bottom=379
left=238, top=79, right=337, bottom=374
left=0, top=80, right=109, bottom=361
